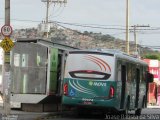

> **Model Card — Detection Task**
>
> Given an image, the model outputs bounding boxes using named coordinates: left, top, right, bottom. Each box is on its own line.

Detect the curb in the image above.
left=34, top=111, right=68, bottom=120
left=147, top=106, right=160, bottom=109
left=34, top=111, right=74, bottom=120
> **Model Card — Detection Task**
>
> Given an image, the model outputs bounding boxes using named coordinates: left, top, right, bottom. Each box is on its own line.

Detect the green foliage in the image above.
left=101, top=35, right=115, bottom=41
left=143, top=54, right=160, bottom=61
left=83, top=31, right=115, bottom=41
left=83, top=31, right=90, bottom=36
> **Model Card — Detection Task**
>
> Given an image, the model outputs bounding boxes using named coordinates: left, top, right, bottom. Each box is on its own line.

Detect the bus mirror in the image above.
left=147, top=72, right=154, bottom=83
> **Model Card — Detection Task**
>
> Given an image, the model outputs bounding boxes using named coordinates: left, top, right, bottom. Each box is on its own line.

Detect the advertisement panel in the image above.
left=143, top=59, right=160, bottom=82
left=149, top=67, right=159, bottom=81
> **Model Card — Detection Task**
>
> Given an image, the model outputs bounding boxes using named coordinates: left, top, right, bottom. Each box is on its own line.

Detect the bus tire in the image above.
left=119, top=98, right=129, bottom=116
left=125, top=97, right=130, bottom=115
left=135, top=97, right=144, bottom=116
left=142, top=96, right=146, bottom=108
left=76, top=108, right=90, bottom=117
left=125, top=98, right=130, bottom=115
left=135, top=108, right=142, bottom=116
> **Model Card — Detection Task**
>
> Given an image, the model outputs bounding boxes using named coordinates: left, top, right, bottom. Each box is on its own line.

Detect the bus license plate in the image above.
left=83, top=101, right=92, bottom=105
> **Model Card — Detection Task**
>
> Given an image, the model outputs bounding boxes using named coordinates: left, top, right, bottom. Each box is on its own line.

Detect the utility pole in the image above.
left=131, top=25, right=150, bottom=54
left=41, top=0, right=67, bottom=38
left=3, top=0, right=11, bottom=116
left=45, top=0, right=49, bottom=38
left=126, top=0, right=130, bottom=54
left=133, top=25, right=137, bottom=53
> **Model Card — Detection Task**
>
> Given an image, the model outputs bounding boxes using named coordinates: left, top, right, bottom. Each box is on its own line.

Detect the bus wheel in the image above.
left=119, top=100, right=129, bottom=117
left=123, top=98, right=129, bottom=115
left=120, top=108, right=128, bottom=115
left=118, top=106, right=129, bottom=116
left=76, top=108, right=90, bottom=117
left=135, top=108, right=142, bottom=116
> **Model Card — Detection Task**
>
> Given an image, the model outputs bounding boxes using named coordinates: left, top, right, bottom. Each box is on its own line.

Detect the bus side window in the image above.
left=121, top=65, right=127, bottom=82
left=140, top=66, right=145, bottom=83
left=127, top=63, right=132, bottom=82
left=132, top=65, right=136, bottom=83
left=117, top=61, right=121, bottom=81
left=141, top=67, right=144, bottom=83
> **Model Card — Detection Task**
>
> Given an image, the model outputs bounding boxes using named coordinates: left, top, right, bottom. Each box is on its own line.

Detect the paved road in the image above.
left=37, top=108, right=160, bottom=120
left=0, top=107, right=160, bottom=120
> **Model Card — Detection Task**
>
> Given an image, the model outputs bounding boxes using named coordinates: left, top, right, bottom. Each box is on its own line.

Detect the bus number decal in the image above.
left=82, top=98, right=93, bottom=102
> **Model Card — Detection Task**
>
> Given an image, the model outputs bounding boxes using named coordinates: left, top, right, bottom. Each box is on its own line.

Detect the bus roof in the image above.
left=69, top=49, right=148, bottom=66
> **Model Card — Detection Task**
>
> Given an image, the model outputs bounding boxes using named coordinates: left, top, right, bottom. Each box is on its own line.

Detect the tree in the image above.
left=143, top=54, right=160, bottom=61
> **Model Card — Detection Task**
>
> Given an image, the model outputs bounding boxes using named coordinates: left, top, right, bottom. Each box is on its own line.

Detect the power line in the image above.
left=0, top=18, right=133, bottom=29
left=140, top=45, right=160, bottom=49
left=49, top=6, right=65, bottom=18
left=52, top=21, right=128, bottom=30
left=109, top=32, right=126, bottom=36
left=51, top=21, right=160, bottom=31
left=142, top=45, right=160, bottom=47
left=136, top=31, right=160, bottom=34
left=0, top=18, right=41, bottom=23
left=1, top=17, right=160, bottom=32
left=0, top=18, right=129, bottom=30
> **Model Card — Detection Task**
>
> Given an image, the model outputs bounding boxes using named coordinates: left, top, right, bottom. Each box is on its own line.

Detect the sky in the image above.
left=0, top=0, right=160, bottom=48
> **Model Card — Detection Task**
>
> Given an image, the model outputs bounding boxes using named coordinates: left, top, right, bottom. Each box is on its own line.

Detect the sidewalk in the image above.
left=0, top=96, right=59, bottom=120
left=147, top=105, right=160, bottom=109
left=0, top=106, right=53, bottom=120
left=0, top=95, right=3, bottom=106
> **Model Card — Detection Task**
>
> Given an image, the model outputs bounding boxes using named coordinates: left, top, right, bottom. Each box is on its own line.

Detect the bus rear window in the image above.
left=65, top=53, right=113, bottom=80
left=69, top=70, right=111, bottom=80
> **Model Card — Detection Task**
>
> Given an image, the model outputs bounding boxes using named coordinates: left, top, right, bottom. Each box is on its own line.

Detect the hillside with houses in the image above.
left=0, top=25, right=157, bottom=57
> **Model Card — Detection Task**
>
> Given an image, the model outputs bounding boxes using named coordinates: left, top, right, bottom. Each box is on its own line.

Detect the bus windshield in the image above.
left=65, top=51, right=114, bottom=80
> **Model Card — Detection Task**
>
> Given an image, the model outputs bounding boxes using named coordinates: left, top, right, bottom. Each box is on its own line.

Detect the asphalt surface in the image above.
left=0, top=95, right=160, bottom=120
left=0, top=107, right=160, bottom=120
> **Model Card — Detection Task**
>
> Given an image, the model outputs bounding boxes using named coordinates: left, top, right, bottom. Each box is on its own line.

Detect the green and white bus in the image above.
left=62, top=49, right=153, bottom=115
